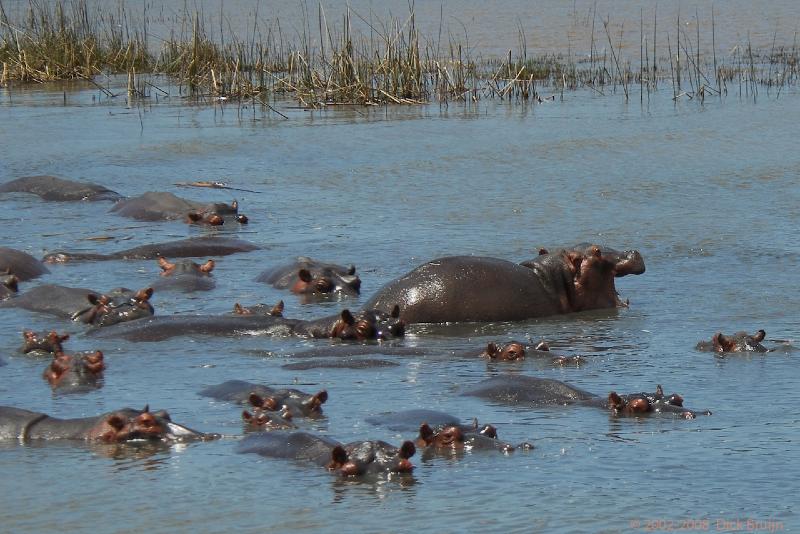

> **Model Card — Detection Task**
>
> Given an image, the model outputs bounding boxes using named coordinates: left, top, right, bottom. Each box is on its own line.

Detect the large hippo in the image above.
left=199, top=380, right=328, bottom=419
left=42, top=236, right=260, bottom=263
left=237, top=431, right=416, bottom=476
left=256, top=257, right=361, bottom=298
left=0, top=175, right=122, bottom=201
left=151, top=257, right=216, bottom=292
left=1, top=274, right=18, bottom=300
left=43, top=350, right=105, bottom=392
left=0, top=405, right=216, bottom=442
left=110, top=191, right=245, bottom=224
left=462, top=375, right=710, bottom=418
left=362, top=244, right=645, bottom=324
left=0, top=247, right=50, bottom=280
left=695, top=329, right=768, bottom=353
left=0, top=284, right=154, bottom=326
left=92, top=306, right=405, bottom=342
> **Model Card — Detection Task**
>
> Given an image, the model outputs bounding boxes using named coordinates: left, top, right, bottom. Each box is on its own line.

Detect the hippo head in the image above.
left=241, top=409, right=295, bottom=430
left=328, top=440, right=416, bottom=476
left=232, top=300, right=284, bottom=317
left=417, top=423, right=466, bottom=449
left=330, top=306, right=405, bottom=341
left=700, top=329, right=768, bottom=353
left=482, top=341, right=526, bottom=361
left=74, top=287, right=154, bottom=326
left=608, top=384, right=708, bottom=419
left=291, top=267, right=361, bottom=297
left=248, top=390, right=328, bottom=418
left=158, top=257, right=215, bottom=277
left=86, top=406, right=212, bottom=443
left=186, top=212, right=224, bottom=226
left=43, top=350, right=105, bottom=389
left=22, top=330, right=70, bottom=355
left=567, top=246, right=635, bottom=311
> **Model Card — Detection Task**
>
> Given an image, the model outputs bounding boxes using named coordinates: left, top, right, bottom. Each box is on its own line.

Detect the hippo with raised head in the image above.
left=0, top=175, right=122, bottom=201
left=20, top=330, right=70, bottom=355
left=0, top=284, right=154, bottom=326
left=110, top=191, right=245, bottom=224
left=43, top=350, right=105, bottom=392
left=462, top=375, right=710, bottom=418
left=92, top=305, right=405, bottom=342
left=0, top=405, right=216, bottom=442
left=42, top=236, right=260, bottom=263
left=199, top=380, right=328, bottom=419
left=0, top=247, right=50, bottom=280
left=237, top=432, right=416, bottom=477
left=256, top=257, right=361, bottom=299
left=152, top=257, right=216, bottom=292
left=695, top=329, right=768, bottom=353
left=362, top=244, right=645, bottom=324
left=1, top=274, right=18, bottom=300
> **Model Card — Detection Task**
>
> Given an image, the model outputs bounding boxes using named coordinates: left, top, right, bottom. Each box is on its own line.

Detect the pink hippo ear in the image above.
left=232, top=303, right=248, bottom=315
left=158, top=256, right=174, bottom=273
left=136, top=288, right=154, bottom=302
left=270, top=300, right=284, bottom=317
left=200, top=260, right=215, bottom=273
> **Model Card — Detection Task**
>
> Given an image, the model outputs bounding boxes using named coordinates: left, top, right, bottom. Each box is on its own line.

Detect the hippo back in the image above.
left=462, top=375, right=596, bottom=406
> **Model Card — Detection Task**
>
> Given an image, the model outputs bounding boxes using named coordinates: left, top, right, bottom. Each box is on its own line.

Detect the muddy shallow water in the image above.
left=1, top=5, right=800, bottom=533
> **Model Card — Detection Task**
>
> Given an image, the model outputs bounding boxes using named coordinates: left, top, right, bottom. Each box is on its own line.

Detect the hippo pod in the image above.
left=237, top=431, right=416, bottom=477
left=0, top=405, right=216, bottom=443
left=43, top=350, right=105, bottom=392
left=362, top=244, right=645, bottom=324
left=0, top=175, right=122, bottom=201
left=110, top=191, right=247, bottom=225
left=42, top=236, right=260, bottom=263
left=696, top=329, right=768, bottom=353
left=92, top=306, right=405, bottom=342
left=0, top=247, right=50, bottom=281
left=199, top=380, right=328, bottom=419
left=1, top=284, right=154, bottom=326
left=256, top=257, right=361, bottom=299
left=152, top=257, right=216, bottom=292
left=20, top=330, right=70, bottom=355
left=462, top=375, right=711, bottom=418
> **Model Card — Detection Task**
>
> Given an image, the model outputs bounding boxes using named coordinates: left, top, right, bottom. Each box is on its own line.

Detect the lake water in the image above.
left=1, top=2, right=799, bottom=533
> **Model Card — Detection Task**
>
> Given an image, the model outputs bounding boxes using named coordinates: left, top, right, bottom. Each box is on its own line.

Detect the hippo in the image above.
left=43, top=350, right=105, bottom=392
left=1, top=274, right=18, bottom=300
left=0, top=247, right=50, bottom=280
left=91, top=306, right=405, bottom=342
left=20, top=330, right=71, bottom=356
left=237, top=432, right=416, bottom=477
left=256, top=257, right=361, bottom=299
left=0, top=405, right=216, bottom=442
left=110, top=191, right=245, bottom=223
left=521, top=244, right=645, bottom=275
left=0, top=175, right=122, bottom=201
left=361, top=244, right=645, bottom=324
left=462, top=375, right=710, bottom=418
left=42, top=236, right=260, bottom=263
left=151, top=257, right=216, bottom=292
left=696, top=329, right=768, bottom=353
left=199, top=380, right=328, bottom=419
left=0, top=284, right=154, bottom=326
left=281, top=358, right=400, bottom=370
left=475, top=340, right=586, bottom=367
left=241, top=408, right=296, bottom=431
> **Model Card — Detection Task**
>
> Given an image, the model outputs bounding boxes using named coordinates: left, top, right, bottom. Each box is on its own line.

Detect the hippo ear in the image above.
left=538, top=248, right=549, bottom=256
left=534, top=341, right=549, bottom=351
left=607, top=392, right=622, bottom=409
left=200, top=260, right=215, bottom=273
left=390, top=305, right=400, bottom=318
left=248, top=393, right=264, bottom=408
left=135, top=288, right=154, bottom=302
left=656, top=384, right=664, bottom=397
left=479, top=424, right=498, bottom=439
left=485, top=342, right=499, bottom=358
left=329, top=446, right=348, bottom=468
left=298, top=269, right=313, bottom=283
left=187, top=212, right=202, bottom=222
left=399, top=440, right=416, bottom=459
left=157, top=256, right=173, bottom=272
left=340, top=310, right=355, bottom=326
left=23, top=330, right=35, bottom=341
left=231, top=200, right=238, bottom=210
left=419, top=423, right=434, bottom=444
left=753, top=329, right=766, bottom=342
left=270, top=300, right=284, bottom=317
left=714, top=333, right=733, bottom=352
left=233, top=303, right=245, bottom=314
left=87, top=293, right=100, bottom=305
left=106, top=414, right=127, bottom=431
left=241, top=410, right=253, bottom=422
left=347, top=265, right=356, bottom=276
left=315, top=390, right=328, bottom=405
left=141, top=405, right=150, bottom=414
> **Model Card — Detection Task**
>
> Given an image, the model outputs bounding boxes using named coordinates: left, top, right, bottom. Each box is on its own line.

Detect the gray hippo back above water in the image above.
left=0, top=175, right=122, bottom=201
left=0, top=247, right=50, bottom=281
left=109, top=191, right=243, bottom=223
left=362, top=245, right=645, bottom=324
left=43, top=236, right=260, bottom=263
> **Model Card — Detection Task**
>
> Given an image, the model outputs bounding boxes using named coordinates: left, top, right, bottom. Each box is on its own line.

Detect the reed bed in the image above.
left=1, top=0, right=797, bottom=106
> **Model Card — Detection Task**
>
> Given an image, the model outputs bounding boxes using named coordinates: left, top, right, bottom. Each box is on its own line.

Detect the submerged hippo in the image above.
left=696, top=329, right=768, bottom=353
left=42, top=236, right=260, bottom=263
left=110, top=191, right=245, bottom=223
left=0, top=284, right=154, bottom=326
left=0, top=405, right=216, bottom=442
left=0, top=247, right=50, bottom=280
left=43, top=351, right=105, bottom=392
left=151, top=257, right=216, bottom=292
left=462, top=375, right=710, bottom=418
left=362, top=244, right=645, bottom=324
left=475, top=340, right=586, bottom=367
left=0, top=175, right=122, bottom=201
left=237, top=432, right=416, bottom=477
left=199, top=380, right=328, bottom=419
left=92, top=306, right=405, bottom=342
left=20, top=330, right=70, bottom=355
left=1, top=274, right=18, bottom=300
left=256, top=257, right=361, bottom=298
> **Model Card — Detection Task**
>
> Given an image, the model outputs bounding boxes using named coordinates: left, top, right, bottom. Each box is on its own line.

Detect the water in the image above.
left=2, top=3, right=800, bottom=533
